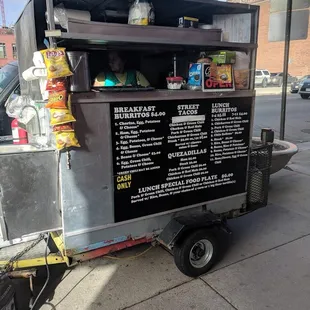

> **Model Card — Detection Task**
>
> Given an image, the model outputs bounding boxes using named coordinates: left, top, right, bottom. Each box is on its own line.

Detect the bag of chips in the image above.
left=41, top=48, right=73, bottom=79
left=46, top=78, right=67, bottom=92
left=53, top=124, right=74, bottom=132
left=55, top=131, right=80, bottom=150
left=46, top=90, right=67, bottom=109
left=50, top=108, right=76, bottom=126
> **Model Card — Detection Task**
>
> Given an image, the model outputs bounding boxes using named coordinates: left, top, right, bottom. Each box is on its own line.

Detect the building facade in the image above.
left=229, top=0, right=310, bottom=77
left=0, top=28, right=16, bottom=67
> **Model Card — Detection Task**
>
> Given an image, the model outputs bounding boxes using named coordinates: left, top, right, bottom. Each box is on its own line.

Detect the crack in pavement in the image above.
left=200, top=278, right=239, bottom=310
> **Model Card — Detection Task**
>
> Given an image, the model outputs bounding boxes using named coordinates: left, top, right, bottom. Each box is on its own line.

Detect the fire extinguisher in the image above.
left=11, top=119, right=28, bottom=145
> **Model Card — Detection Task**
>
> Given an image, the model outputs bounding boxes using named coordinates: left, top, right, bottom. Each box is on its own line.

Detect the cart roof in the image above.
left=16, top=0, right=258, bottom=26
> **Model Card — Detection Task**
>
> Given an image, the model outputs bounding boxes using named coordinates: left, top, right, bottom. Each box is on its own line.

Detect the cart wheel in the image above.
left=173, top=229, right=220, bottom=277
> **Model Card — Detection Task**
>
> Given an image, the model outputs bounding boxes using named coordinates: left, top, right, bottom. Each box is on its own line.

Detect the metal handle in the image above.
left=72, top=56, right=83, bottom=73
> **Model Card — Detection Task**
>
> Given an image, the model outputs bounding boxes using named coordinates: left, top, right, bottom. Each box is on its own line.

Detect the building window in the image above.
left=0, top=43, right=6, bottom=58
left=12, top=44, right=17, bottom=59
left=268, top=0, right=309, bottom=42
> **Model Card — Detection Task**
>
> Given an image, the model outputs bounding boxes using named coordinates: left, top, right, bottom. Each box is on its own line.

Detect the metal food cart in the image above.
left=0, top=0, right=272, bottom=284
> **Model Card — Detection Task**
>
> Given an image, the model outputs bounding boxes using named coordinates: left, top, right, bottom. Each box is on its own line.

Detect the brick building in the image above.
left=0, top=28, right=16, bottom=67
left=229, top=0, right=310, bottom=77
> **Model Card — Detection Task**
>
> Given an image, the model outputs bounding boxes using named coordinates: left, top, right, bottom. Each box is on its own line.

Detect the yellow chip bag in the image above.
left=41, top=48, right=73, bottom=79
left=54, top=132, right=80, bottom=150
left=50, top=108, right=76, bottom=126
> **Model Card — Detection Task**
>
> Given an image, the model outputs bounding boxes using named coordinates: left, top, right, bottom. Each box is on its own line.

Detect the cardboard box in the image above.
left=178, top=16, right=199, bottom=28
left=213, top=13, right=251, bottom=43
left=207, top=51, right=236, bottom=64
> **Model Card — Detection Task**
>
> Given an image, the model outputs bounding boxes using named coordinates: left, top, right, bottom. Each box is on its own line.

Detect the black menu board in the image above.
left=110, top=98, right=252, bottom=223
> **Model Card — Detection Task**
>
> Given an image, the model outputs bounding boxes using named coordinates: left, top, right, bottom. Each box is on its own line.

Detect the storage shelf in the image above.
left=46, top=20, right=257, bottom=51
left=71, top=89, right=255, bottom=104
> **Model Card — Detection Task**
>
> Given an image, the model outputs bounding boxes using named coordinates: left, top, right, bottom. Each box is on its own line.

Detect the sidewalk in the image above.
left=255, top=86, right=292, bottom=96
left=37, top=143, right=310, bottom=310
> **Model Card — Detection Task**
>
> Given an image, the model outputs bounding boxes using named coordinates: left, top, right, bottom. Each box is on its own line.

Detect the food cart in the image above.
left=0, top=0, right=271, bottom=293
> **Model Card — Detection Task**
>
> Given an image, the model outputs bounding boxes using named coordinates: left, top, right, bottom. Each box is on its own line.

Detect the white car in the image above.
left=255, top=70, right=271, bottom=88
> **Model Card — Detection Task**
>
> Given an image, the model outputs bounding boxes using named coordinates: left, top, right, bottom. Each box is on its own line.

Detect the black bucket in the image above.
left=0, top=276, right=15, bottom=310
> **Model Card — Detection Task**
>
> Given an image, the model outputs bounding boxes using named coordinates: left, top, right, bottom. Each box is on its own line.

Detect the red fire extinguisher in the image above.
left=11, top=119, right=28, bottom=145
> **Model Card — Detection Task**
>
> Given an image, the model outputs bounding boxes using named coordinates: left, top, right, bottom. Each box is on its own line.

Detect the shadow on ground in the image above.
left=13, top=264, right=67, bottom=310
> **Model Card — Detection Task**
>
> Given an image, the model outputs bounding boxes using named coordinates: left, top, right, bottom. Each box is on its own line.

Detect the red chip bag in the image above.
left=46, top=78, right=67, bottom=92
left=53, top=124, right=74, bottom=132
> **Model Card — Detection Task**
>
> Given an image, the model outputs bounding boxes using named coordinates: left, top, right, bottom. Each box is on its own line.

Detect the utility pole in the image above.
left=0, top=0, right=6, bottom=28
left=280, top=0, right=293, bottom=140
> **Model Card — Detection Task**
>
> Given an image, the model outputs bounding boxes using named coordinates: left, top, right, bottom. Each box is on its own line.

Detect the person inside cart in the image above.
left=94, top=51, right=150, bottom=87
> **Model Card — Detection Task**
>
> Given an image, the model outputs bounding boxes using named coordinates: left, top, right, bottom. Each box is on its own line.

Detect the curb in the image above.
left=255, top=90, right=292, bottom=96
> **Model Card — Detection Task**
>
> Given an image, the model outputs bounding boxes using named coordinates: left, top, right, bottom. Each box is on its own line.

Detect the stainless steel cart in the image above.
left=0, top=0, right=272, bottom=279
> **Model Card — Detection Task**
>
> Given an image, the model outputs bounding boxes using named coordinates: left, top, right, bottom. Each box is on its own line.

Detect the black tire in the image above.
left=300, top=94, right=309, bottom=99
left=262, top=78, right=267, bottom=88
left=173, top=229, right=220, bottom=277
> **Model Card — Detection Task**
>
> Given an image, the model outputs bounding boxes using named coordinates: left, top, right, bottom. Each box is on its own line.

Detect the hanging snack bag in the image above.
left=46, top=90, right=67, bottom=109
left=50, top=108, right=76, bottom=126
left=41, top=48, right=73, bottom=79
left=53, top=124, right=74, bottom=132
left=55, top=131, right=80, bottom=150
left=46, top=78, right=67, bottom=92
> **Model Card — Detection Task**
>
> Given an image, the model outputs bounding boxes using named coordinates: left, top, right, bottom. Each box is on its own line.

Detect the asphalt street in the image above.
left=254, top=93, right=310, bottom=143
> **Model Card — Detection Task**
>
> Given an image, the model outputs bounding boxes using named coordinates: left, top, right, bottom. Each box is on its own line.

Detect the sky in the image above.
left=5, top=0, right=28, bottom=26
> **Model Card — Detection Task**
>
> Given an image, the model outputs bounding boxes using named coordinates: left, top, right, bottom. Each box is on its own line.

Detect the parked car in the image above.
left=0, top=61, right=19, bottom=138
left=270, top=72, right=297, bottom=87
left=255, top=69, right=271, bottom=88
left=298, top=78, right=310, bottom=99
left=291, top=75, right=310, bottom=93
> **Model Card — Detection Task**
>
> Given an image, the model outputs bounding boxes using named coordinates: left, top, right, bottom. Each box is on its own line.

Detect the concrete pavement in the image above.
left=255, top=86, right=292, bottom=96
left=38, top=143, right=310, bottom=310
left=253, top=94, right=310, bottom=144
